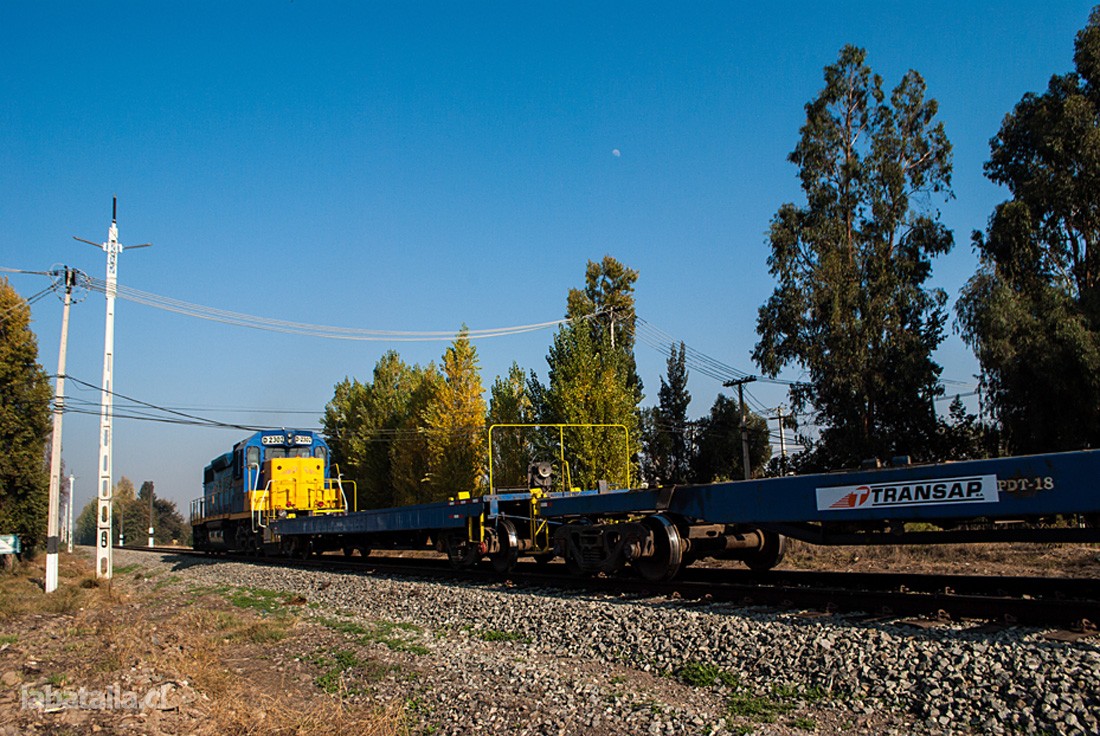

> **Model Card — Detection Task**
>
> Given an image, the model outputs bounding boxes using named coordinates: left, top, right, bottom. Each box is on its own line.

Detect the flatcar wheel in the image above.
left=743, top=531, right=786, bottom=571
left=563, top=549, right=587, bottom=577
left=632, top=515, right=684, bottom=583
left=446, top=535, right=479, bottom=569
left=292, top=538, right=312, bottom=560
left=489, top=519, right=519, bottom=574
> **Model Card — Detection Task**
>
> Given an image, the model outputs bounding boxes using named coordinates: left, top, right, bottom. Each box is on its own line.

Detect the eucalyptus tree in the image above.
left=754, top=45, right=953, bottom=469
left=957, top=9, right=1100, bottom=453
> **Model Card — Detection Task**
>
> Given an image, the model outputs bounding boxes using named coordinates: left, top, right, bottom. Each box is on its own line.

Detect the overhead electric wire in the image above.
left=80, top=276, right=583, bottom=342
left=63, top=375, right=266, bottom=432
left=635, top=316, right=978, bottom=418
left=0, top=284, right=55, bottom=322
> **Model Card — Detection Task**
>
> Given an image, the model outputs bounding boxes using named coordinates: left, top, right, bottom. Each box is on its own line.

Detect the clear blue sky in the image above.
left=2, top=1, right=1094, bottom=511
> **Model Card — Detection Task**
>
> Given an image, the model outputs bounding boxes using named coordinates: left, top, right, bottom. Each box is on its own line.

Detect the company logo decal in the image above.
left=815, top=475, right=999, bottom=511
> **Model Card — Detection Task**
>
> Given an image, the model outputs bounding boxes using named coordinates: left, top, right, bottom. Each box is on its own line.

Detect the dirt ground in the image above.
left=778, top=539, right=1100, bottom=578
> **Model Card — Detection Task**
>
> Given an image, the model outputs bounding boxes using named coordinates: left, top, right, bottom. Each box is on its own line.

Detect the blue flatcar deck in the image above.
left=537, top=450, right=1100, bottom=524
left=273, top=496, right=483, bottom=536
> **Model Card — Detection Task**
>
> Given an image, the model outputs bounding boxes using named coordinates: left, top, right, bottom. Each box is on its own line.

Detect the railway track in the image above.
left=123, top=545, right=1100, bottom=630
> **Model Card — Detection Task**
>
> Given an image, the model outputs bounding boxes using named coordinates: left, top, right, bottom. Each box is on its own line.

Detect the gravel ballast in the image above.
left=131, top=550, right=1099, bottom=735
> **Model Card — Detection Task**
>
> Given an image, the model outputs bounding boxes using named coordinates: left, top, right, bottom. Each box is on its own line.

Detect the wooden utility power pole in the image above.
left=723, top=376, right=757, bottom=480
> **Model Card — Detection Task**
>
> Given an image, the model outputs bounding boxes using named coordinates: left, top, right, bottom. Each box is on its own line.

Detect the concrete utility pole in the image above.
left=74, top=198, right=151, bottom=579
left=723, top=376, right=757, bottom=481
left=67, top=475, right=75, bottom=554
left=148, top=485, right=154, bottom=548
left=45, top=267, right=76, bottom=593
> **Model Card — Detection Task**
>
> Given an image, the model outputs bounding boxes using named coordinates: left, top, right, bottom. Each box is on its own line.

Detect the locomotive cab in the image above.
left=191, top=430, right=351, bottom=552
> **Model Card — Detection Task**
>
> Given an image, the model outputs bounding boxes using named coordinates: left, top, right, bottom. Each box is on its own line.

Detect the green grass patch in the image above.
left=113, top=563, right=140, bottom=575
left=319, top=616, right=429, bottom=655
left=312, top=648, right=397, bottom=696
left=676, top=661, right=739, bottom=688
left=726, top=692, right=793, bottom=723
left=475, top=628, right=528, bottom=643
left=0, top=634, right=17, bottom=645
left=723, top=681, right=826, bottom=728
left=228, top=587, right=290, bottom=616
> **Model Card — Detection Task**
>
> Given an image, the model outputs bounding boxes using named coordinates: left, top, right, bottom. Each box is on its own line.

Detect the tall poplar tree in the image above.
left=487, top=362, right=535, bottom=491
left=389, top=364, right=444, bottom=505
left=957, top=9, right=1100, bottom=453
left=0, top=277, right=51, bottom=550
left=754, top=45, right=953, bottom=469
left=539, top=257, right=643, bottom=490
left=424, top=329, right=487, bottom=498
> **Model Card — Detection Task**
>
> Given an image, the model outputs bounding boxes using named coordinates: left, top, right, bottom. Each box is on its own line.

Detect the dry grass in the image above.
left=0, top=554, right=408, bottom=736
left=205, top=695, right=406, bottom=736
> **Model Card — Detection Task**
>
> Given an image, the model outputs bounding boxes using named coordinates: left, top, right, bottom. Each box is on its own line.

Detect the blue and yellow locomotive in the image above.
left=190, top=429, right=354, bottom=553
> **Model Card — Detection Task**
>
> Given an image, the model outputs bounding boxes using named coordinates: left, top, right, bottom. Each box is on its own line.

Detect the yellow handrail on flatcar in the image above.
left=486, top=423, right=631, bottom=495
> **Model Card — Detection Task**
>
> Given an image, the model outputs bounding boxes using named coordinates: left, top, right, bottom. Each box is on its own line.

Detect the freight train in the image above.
left=191, top=425, right=1100, bottom=581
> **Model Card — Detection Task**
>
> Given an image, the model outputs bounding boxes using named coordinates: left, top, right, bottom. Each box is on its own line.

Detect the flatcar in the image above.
left=190, top=429, right=354, bottom=553
left=192, top=425, right=1100, bottom=581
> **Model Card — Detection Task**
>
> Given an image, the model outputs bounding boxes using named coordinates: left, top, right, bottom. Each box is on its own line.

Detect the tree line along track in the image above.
left=121, top=546, right=1100, bottom=630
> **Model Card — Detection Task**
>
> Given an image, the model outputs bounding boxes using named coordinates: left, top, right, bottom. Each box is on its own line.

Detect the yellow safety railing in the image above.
left=486, top=423, right=631, bottom=495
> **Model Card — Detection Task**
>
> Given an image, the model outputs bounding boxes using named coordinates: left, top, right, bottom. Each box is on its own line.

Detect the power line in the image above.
left=64, top=375, right=265, bottom=432
left=79, top=276, right=584, bottom=342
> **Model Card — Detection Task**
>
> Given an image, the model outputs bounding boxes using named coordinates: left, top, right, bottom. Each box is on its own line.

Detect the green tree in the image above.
left=75, top=497, right=96, bottom=546
left=322, top=352, right=440, bottom=508
left=754, top=45, right=953, bottom=470
left=540, top=314, right=641, bottom=490
left=389, top=364, right=443, bottom=505
left=642, top=343, right=693, bottom=485
left=321, top=376, right=370, bottom=488
left=535, top=257, right=643, bottom=490
left=487, top=362, right=535, bottom=491
left=133, top=481, right=187, bottom=545
left=692, top=395, right=771, bottom=482
left=956, top=9, right=1100, bottom=453
left=936, top=395, right=985, bottom=461
left=567, top=256, right=639, bottom=353
left=112, top=476, right=140, bottom=545
left=0, top=277, right=51, bottom=550
left=424, top=329, right=487, bottom=497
